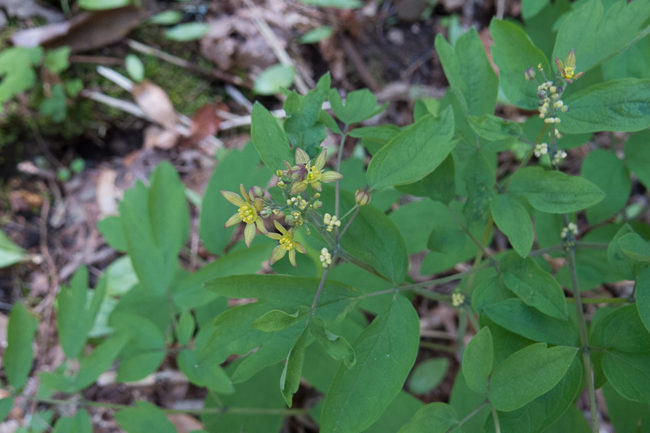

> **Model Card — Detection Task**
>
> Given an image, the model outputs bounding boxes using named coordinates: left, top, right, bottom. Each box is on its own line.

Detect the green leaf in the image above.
left=39, top=84, right=67, bottom=122
left=636, top=267, right=650, bottom=334
left=253, top=308, right=305, bottom=332
left=450, top=373, right=490, bottom=433
left=309, top=317, right=356, bottom=368
left=468, top=114, right=523, bottom=142
left=462, top=327, right=493, bottom=394
left=250, top=102, right=293, bottom=172
left=44, top=47, right=70, bottom=74
left=581, top=149, right=631, bottom=224
left=254, top=64, right=296, bottom=95
left=435, top=28, right=497, bottom=115
left=0, top=47, right=42, bottom=107
left=115, top=401, right=177, bottom=433
left=602, top=351, right=650, bottom=403
left=396, top=154, right=455, bottom=205
left=300, top=26, right=333, bottom=43
left=125, top=54, right=145, bottom=82
left=590, top=304, right=650, bottom=352
left=625, top=131, right=650, bottom=189
left=206, top=275, right=358, bottom=322
left=97, top=216, right=127, bottom=252
left=397, top=403, right=459, bottom=433
left=177, top=349, right=234, bottom=394
left=280, top=327, right=309, bottom=406
left=320, top=296, right=420, bottom=433
left=482, top=299, right=579, bottom=346
left=176, top=310, right=195, bottom=346
left=367, top=108, right=455, bottom=189
left=603, top=382, right=650, bottom=433
left=508, top=167, right=605, bottom=213
left=540, top=404, right=590, bottom=433
left=407, top=358, right=448, bottom=395
left=148, top=10, right=183, bottom=25
left=199, top=144, right=271, bottom=255
left=4, top=303, right=38, bottom=390
left=561, top=79, right=650, bottom=133
left=202, top=365, right=285, bottom=433
left=607, top=225, right=648, bottom=279
left=78, top=0, right=130, bottom=9
left=119, top=163, right=188, bottom=294
left=488, top=343, right=578, bottom=412
left=521, top=0, right=549, bottom=19
left=329, top=88, right=387, bottom=125
left=57, top=267, right=107, bottom=359
left=500, top=253, right=568, bottom=320
left=52, top=410, right=92, bottom=433
left=492, top=358, right=584, bottom=433
left=490, top=194, right=534, bottom=257
left=490, top=19, right=551, bottom=109
left=165, top=22, right=209, bottom=41
left=0, top=398, right=14, bottom=422
left=0, top=230, right=25, bottom=268
left=331, top=188, right=409, bottom=283
left=552, top=0, right=650, bottom=74
left=462, top=151, right=494, bottom=227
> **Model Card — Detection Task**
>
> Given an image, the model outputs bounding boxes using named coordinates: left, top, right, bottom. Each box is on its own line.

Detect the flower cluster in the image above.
left=319, top=248, right=332, bottom=268
left=534, top=142, right=548, bottom=158
left=561, top=222, right=578, bottom=239
left=537, top=80, right=567, bottom=125
left=552, top=150, right=568, bottom=166
left=323, top=213, right=341, bottom=232
left=451, top=292, right=465, bottom=308
left=222, top=147, right=346, bottom=268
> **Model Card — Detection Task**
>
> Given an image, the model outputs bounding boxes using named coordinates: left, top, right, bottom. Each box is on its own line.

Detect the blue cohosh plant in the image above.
left=3, top=1, right=650, bottom=432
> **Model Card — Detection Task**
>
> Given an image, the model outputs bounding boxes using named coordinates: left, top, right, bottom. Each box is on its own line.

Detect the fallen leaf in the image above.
left=0, top=0, right=63, bottom=22
left=96, top=168, right=119, bottom=217
left=143, top=125, right=179, bottom=150
left=11, top=6, right=147, bottom=52
left=182, top=103, right=224, bottom=146
left=9, top=189, right=42, bottom=212
left=131, top=80, right=178, bottom=129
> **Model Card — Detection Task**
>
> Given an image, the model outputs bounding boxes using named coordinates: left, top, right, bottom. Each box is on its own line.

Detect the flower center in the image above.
left=238, top=203, right=257, bottom=224
left=306, top=164, right=320, bottom=182
left=279, top=235, right=295, bottom=251
left=564, top=66, right=575, bottom=79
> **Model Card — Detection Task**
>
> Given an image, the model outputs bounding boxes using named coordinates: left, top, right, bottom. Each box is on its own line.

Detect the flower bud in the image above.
left=355, top=188, right=371, bottom=206
left=524, top=68, right=536, bottom=81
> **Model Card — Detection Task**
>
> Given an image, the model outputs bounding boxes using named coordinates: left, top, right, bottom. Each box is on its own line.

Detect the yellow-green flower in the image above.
left=555, top=49, right=584, bottom=82
left=267, top=221, right=306, bottom=267
left=291, top=148, right=342, bottom=194
left=222, top=184, right=266, bottom=247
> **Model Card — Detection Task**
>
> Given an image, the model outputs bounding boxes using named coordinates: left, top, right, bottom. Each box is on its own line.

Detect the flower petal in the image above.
left=320, top=170, right=343, bottom=183
left=267, top=232, right=282, bottom=240
left=295, top=147, right=310, bottom=165
left=240, top=184, right=251, bottom=202
left=289, top=249, right=296, bottom=267
left=315, top=149, right=327, bottom=170
left=273, top=220, right=287, bottom=235
left=256, top=218, right=267, bottom=234
left=225, top=213, right=242, bottom=227
left=295, top=242, right=306, bottom=254
left=244, top=222, right=256, bottom=247
left=222, top=191, right=245, bottom=206
left=290, top=181, right=307, bottom=195
left=270, top=245, right=286, bottom=263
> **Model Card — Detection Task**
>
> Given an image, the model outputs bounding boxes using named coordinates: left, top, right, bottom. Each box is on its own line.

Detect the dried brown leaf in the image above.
left=132, top=80, right=178, bottom=129
left=11, top=7, right=147, bottom=52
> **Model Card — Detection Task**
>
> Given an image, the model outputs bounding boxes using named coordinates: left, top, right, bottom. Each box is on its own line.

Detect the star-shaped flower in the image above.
left=267, top=221, right=306, bottom=267
left=222, top=184, right=266, bottom=247
left=555, top=49, right=584, bottom=83
left=290, top=148, right=342, bottom=194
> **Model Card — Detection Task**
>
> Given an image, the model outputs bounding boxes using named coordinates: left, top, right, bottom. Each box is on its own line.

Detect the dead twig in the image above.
left=242, top=0, right=311, bottom=94
left=340, top=36, right=380, bottom=92
left=125, top=39, right=251, bottom=88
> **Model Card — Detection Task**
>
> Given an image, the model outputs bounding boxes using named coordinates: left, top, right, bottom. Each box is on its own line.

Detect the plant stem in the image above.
left=419, top=341, right=457, bottom=354
left=490, top=404, right=502, bottom=433
left=311, top=268, right=329, bottom=313
left=334, top=125, right=349, bottom=221
left=446, top=401, right=489, bottom=433
left=563, top=215, right=599, bottom=433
